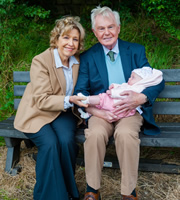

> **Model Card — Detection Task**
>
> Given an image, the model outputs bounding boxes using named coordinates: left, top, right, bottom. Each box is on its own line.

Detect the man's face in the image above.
left=92, top=14, right=120, bottom=50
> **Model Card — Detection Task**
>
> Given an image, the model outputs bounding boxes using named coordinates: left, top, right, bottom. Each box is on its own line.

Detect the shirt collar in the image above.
left=102, top=40, right=119, bottom=55
left=54, top=48, right=79, bottom=69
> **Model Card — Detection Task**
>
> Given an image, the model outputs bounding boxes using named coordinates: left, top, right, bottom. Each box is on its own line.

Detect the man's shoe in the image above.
left=121, top=194, right=138, bottom=200
left=83, top=191, right=101, bottom=200
left=121, top=190, right=138, bottom=200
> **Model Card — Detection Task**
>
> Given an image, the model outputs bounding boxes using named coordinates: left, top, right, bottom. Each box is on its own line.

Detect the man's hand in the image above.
left=86, top=106, right=118, bottom=123
left=112, top=90, right=147, bottom=115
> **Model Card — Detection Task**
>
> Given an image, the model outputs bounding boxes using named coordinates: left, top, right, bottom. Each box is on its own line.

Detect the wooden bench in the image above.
left=0, top=69, right=180, bottom=175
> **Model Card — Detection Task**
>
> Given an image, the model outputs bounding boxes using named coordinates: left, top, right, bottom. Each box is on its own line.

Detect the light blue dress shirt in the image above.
left=54, top=48, right=79, bottom=109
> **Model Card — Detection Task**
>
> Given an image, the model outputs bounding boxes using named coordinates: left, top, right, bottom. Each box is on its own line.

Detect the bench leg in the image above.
left=4, top=137, right=22, bottom=175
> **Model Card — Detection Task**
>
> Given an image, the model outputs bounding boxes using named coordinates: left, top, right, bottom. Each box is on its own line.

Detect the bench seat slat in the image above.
left=140, top=132, right=180, bottom=147
left=1, top=120, right=180, bottom=147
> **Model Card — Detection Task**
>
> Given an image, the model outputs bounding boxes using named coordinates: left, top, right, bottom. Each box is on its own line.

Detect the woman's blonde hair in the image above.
left=50, top=16, right=85, bottom=54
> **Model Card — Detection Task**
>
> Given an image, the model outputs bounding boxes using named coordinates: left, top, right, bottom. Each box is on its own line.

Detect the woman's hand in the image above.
left=69, top=95, right=88, bottom=107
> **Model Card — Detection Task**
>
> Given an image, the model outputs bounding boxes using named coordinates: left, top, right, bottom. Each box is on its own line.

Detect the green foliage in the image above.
left=0, top=0, right=50, bottom=63
left=142, top=0, right=180, bottom=39
left=0, top=137, right=5, bottom=146
left=120, top=14, right=179, bottom=69
left=0, top=0, right=50, bottom=120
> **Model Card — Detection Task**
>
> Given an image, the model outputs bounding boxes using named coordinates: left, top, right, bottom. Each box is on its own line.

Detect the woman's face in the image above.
left=56, top=28, right=80, bottom=60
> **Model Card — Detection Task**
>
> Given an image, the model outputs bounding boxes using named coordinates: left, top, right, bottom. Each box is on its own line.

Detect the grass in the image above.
left=0, top=143, right=180, bottom=200
left=0, top=190, right=16, bottom=200
left=0, top=137, right=5, bottom=146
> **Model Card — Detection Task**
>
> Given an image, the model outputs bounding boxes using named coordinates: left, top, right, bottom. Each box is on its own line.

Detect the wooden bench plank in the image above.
left=13, top=85, right=180, bottom=98
left=14, top=85, right=26, bottom=96
left=153, top=102, right=180, bottom=115
left=161, top=69, right=180, bottom=82
left=13, top=69, right=180, bottom=83
left=14, top=100, right=180, bottom=115
left=14, top=99, right=21, bottom=110
left=158, top=85, right=180, bottom=98
left=13, top=71, right=30, bottom=82
left=1, top=119, right=180, bottom=147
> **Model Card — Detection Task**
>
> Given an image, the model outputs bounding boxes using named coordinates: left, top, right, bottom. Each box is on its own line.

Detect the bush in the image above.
left=142, top=0, right=180, bottom=40
left=0, top=0, right=50, bottom=120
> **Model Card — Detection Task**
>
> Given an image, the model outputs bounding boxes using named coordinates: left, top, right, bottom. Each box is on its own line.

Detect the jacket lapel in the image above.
left=92, top=40, right=132, bottom=88
left=50, top=49, right=66, bottom=95
left=118, top=39, right=132, bottom=82
left=92, top=44, right=109, bottom=89
left=72, top=63, right=79, bottom=94
left=57, top=68, right=66, bottom=94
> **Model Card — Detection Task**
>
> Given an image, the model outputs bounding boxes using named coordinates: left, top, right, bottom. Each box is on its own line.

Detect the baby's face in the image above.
left=128, top=72, right=142, bottom=85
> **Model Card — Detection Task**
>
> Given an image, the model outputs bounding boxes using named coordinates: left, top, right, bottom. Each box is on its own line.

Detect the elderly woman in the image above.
left=14, top=16, right=86, bottom=200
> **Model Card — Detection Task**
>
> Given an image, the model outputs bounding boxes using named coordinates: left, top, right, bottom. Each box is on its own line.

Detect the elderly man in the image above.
left=74, top=6, right=164, bottom=200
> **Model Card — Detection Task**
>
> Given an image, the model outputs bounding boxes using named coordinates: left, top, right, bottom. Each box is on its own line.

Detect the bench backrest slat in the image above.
left=161, top=69, right=180, bottom=82
left=158, top=85, right=180, bottom=98
left=14, top=85, right=26, bottom=96
left=14, top=99, right=21, bottom=110
left=153, top=102, right=180, bottom=115
left=13, top=69, right=180, bottom=83
left=13, top=71, right=30, bottom=82
left=14, top=85, right=180, bottom=98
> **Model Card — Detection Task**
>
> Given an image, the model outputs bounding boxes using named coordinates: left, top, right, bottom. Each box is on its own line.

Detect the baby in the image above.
left=78, top=66, right=163, bottom=120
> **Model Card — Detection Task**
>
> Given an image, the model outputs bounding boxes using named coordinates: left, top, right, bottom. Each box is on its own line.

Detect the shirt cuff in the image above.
left=136, top=106, right=143, bottom=115
left=64, top=96, right=74, bottom=109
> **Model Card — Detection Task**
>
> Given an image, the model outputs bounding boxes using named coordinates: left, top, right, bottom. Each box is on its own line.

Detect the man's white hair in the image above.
left=91, top=6, right=121, bottom=30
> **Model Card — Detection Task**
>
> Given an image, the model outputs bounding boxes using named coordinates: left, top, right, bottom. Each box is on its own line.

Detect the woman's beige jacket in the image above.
left=14, top=48, right=81, bottom=133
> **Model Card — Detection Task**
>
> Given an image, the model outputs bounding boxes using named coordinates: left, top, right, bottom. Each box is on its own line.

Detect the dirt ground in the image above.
left=0, top=142, right=180, bottom=200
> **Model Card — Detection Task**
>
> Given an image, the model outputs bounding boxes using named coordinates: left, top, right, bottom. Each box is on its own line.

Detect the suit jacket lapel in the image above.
left=53, top=64, right=79, bottom=95
left=92, top=44, right=109, bottom=89
left=56, top=68, right=66, bottom=94
left=118, top=39, right=132, bottom=82
left=50, top=49, right=66, bottom=95
left=72, top=63, right=79, bottom=94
